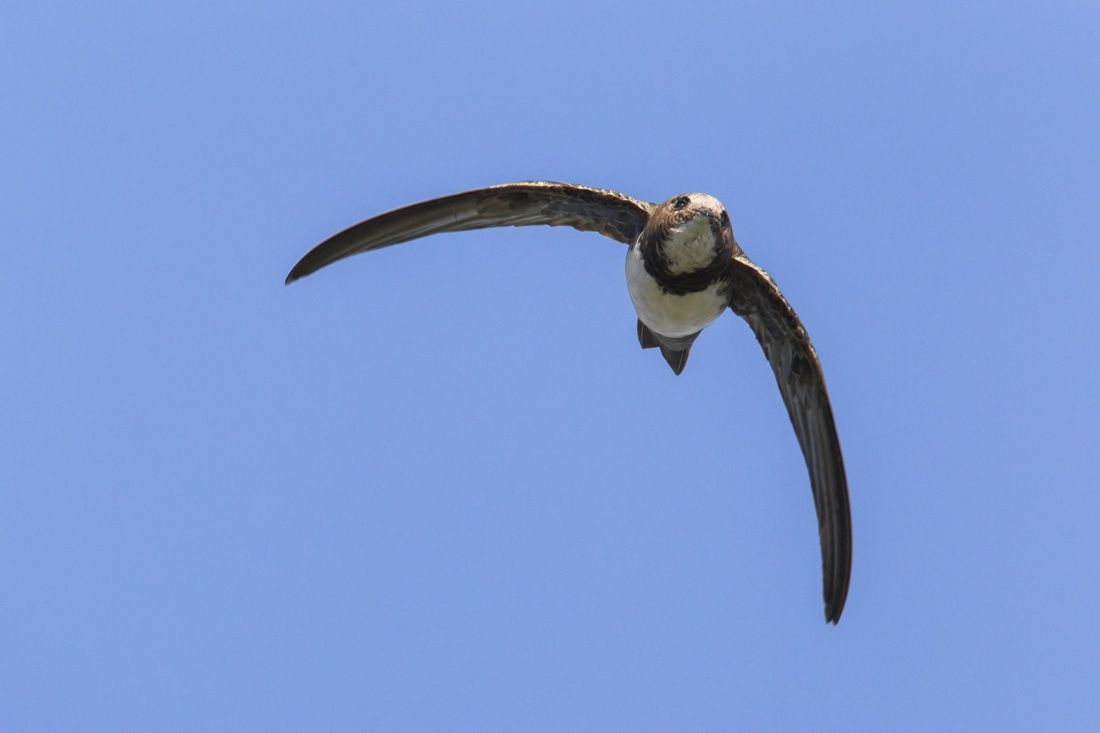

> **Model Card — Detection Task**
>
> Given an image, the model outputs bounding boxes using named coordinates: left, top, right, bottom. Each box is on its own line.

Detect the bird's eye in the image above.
left=671, top=196, right=690, bottom=211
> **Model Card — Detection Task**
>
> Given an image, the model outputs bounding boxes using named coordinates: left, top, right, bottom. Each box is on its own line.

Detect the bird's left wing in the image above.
left=727, top=255, right=853, bottom=623
left=286, top=182, right=656, bottom=283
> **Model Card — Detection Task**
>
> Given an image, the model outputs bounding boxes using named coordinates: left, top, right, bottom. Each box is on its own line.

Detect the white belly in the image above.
left=625, top=245, right=727, bottom=338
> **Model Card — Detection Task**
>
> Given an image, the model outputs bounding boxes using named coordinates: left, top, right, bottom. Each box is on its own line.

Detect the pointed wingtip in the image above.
left=284, top=261, right=308, bottom=285
left=823, top=516, right=852, bottom=625
left=824, top=587, right=848, bottom=624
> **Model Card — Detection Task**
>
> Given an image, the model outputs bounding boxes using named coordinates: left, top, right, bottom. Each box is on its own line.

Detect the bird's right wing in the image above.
left=727, top=255, right=853, bottom=624
left=286, top=182, right=656, bottom=283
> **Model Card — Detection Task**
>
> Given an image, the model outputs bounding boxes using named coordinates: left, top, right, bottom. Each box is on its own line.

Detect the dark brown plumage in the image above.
left=287, top=181, right=852, bottom=623
left=286, top=182, right=654, bottom=284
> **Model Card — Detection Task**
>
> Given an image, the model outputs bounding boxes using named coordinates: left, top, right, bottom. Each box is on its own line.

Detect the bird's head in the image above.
left=641, top=193, right=734, bottom=275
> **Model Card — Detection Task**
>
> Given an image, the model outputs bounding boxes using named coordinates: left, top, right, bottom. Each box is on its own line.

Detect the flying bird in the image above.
left=287, top=182, right=852, bottom=623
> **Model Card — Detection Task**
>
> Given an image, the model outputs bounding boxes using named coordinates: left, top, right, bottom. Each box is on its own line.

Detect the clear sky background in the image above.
left=3, top=1, right=1098, bottom=730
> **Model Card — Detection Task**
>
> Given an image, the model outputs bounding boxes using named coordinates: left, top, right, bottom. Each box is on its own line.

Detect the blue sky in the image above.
left=3, top=1, right=1099, bottom=730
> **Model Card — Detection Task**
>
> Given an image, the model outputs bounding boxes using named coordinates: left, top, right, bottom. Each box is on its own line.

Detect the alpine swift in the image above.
left=286, top=181, right=853, bottom=623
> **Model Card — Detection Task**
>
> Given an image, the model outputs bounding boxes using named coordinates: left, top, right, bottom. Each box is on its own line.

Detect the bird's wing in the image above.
left=286, top=181, right=656, bottom=283
left=727, top=255, right=852, bottom=623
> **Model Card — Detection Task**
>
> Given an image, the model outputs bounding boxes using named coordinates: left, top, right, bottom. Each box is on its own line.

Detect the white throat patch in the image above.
left=663, top=217, right=717, bottom=274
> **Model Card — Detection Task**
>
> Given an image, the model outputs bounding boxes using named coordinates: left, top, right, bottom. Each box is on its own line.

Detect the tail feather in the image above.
left=635, top=322, right=699, bottom=376
left=659, top=345, right=690, bottom=375
left=637, top=319, right=660, bottom=349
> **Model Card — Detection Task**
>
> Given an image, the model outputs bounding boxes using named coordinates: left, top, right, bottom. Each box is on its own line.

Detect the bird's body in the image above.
left=287, top=181, right=853, bottom=624
left=625, top=192, right=734, bottom=370
left=625, top=234, right=728, bottom=338
left=627, top=257, right=728, bottom=336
